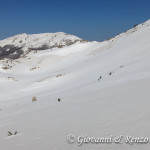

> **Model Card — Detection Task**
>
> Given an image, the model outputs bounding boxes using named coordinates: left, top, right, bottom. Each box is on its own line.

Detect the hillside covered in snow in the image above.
left=0, top=32, right=83, bottom=59
left=0, top=19, right=150, bottom=150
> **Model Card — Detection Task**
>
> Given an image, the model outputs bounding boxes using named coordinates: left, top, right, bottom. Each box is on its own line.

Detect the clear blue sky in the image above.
left=0, top=0, right=150, bottom=41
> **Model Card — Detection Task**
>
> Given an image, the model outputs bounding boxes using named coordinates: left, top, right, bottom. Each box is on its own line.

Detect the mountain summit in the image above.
left=0, top=32, right=83, bottom=59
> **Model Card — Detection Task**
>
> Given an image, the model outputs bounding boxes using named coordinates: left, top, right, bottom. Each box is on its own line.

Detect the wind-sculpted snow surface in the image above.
left=0, top=19, right=150, bottom=150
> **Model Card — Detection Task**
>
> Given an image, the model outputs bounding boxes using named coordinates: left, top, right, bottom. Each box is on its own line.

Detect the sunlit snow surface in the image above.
left=0, top=20, right=150, bottom=150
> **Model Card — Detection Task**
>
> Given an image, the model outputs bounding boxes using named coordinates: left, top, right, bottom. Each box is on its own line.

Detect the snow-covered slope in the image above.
left=0, top=32, right=83, bottom=55
left=0, top=19, right=150, bottom=150
left=0, top=32, right=83, bottom=60
left=0, top=32, right=82, bottom=49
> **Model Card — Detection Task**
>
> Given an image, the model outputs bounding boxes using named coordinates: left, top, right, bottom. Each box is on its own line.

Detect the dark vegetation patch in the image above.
left=134, top=24, right=138, bottom=28
left=58, top=98, right=61, bottom=102
left=8, top=131, right=18, bottom=136
left=29, top=43, right=65, bottom=51
left=29, top=40, right=83, bottom=51
left=29, top=44, right=50, bottom=50
left=0, top=45, right=23, bottom=60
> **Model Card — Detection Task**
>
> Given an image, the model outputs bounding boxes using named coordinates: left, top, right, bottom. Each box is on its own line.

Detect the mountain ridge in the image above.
left=0, top=32, right=86, bottom=60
